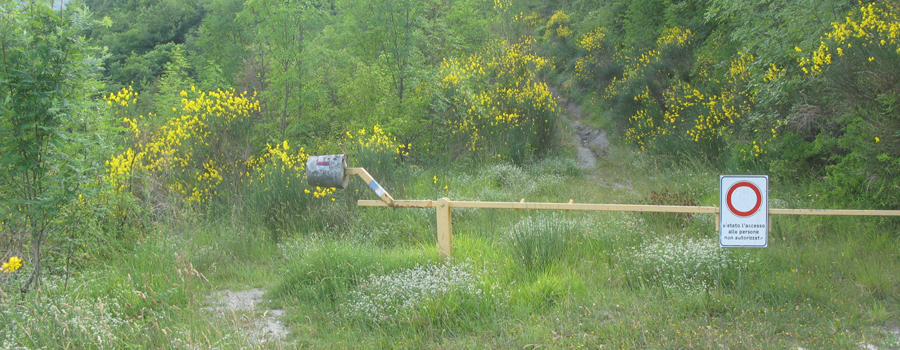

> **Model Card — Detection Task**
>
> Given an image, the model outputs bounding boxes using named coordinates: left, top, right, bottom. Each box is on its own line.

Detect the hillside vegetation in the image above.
left=1, top=0, right=899, bottom=348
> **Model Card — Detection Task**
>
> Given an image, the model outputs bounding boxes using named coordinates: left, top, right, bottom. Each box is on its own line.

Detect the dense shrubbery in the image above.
left=542, top=0, right=900, bottom=209
left=794, top=2, right=900, bottom=208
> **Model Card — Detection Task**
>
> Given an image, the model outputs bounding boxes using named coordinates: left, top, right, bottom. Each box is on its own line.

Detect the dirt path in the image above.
left=552, top=88, right=608, bottom=169
left=202, top=288, right=288, bottom=345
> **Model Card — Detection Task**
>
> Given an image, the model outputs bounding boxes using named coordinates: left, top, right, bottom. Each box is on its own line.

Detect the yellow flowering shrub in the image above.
left=579, top=27, right=606, bottom=53
left=438, top=38, right=557, bottom=162
left=792, top=2, right=900, bottom=208
left=344, top=124, right=409, bottom=158
left=798, top=2, right=900, bottom=74
left=512, top=11, right=543, bottom=28
left=657, top=26, right=693, bottom=47
left=545, top=10, right=572, bottom=39
left=106, top=86, right=260, bottom=202
left=106, top=83, right=416, bottom=210
left=627, top=53, right=756, bottom=151
left=598, top=27, right=779, bottom=157
left=246, top=140, right=334, bottom=199
left=573, top=27, right=608, bottom=84
left=604, top=27, right=693, bottom=100
left=601, top=27, right=691, bottom=151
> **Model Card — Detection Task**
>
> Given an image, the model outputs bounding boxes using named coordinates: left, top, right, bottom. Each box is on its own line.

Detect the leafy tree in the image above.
left=300, top=46, right=392, bottom=141
left=152, top=45, right=195, bottom=124
left=189, top=0, right=252, bottom=90
left=343, top=0, right=426, bottom=104
left=622, top=0, right=667, bottom=47
left=0, top=0, right=105, bottom=293
left=238, top=0, right=326, bottom=142
left=106, top=42, right=179, bottom=91
left=446, top=0, right=492, bottom=54
left=85, top=0, right=206, bottom=90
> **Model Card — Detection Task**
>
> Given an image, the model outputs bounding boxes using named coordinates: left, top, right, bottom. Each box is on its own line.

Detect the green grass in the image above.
left=2, top=144, right=900, bottom=349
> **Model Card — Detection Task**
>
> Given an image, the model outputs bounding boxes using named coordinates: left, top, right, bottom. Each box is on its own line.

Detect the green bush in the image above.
left=825, top=93, right=900, bottom=208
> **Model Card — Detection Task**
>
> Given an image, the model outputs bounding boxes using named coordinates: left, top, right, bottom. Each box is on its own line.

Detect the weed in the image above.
left=640, top=188, right=698, bottom=229
left=343, top=259, right=502, bottom=325
left=618, top=236, right=755, bottom=295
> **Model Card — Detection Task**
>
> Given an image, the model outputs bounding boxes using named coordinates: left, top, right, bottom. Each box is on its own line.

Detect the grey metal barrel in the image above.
left=306, top=154, right=349, bottom=188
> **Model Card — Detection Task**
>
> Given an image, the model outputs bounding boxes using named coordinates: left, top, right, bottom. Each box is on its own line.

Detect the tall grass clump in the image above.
left=529, top=156, right=582, bottom=178
left=0, top=275, right=146, bottom=348
left=0, top=230, right=238, bottom=349
left=455, top=163, right=534, bottom=202
left=504, top=213, right=584, bottom=271
left=347, top=208, right=434, bottom=248
left=343, top=259, right=504, bottom=327
left=618, top=236, right=755, bottom=295
left=484, top=163, right=530, bottom=191
left=244, top=162, right=320, bottom=239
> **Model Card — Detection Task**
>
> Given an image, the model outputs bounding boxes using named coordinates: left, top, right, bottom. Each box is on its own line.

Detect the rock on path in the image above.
left=573, top=120, right=608, bottom=169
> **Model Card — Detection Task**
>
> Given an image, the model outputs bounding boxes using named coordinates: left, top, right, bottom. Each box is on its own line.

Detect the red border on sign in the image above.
left=726, top=181, right=762, bottom=217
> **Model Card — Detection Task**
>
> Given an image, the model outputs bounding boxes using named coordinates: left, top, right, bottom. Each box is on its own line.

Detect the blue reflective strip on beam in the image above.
left=369, top=180, right=379, bottom=191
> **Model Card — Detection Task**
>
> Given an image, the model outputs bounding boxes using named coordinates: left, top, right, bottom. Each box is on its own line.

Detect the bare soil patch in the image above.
left=202, top=288, right=288, bottom=344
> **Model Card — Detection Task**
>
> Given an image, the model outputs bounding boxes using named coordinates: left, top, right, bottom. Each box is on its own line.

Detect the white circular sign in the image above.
left=726, top=181, right=762, bottom=217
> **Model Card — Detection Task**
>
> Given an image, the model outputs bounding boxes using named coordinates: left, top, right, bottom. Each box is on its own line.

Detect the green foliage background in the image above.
left=3, top=0, right=900, bottom=347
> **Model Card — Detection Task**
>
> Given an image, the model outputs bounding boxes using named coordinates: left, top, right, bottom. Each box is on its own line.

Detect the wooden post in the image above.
left=715, top=208, right=720, bottom=228
left=436, top=198, right=452, bottom=259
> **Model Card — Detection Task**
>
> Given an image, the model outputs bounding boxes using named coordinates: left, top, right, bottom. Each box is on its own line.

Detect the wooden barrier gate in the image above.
left=358, top=197, right=900, bottom=258
left=305, top=160, right=900, bottom=259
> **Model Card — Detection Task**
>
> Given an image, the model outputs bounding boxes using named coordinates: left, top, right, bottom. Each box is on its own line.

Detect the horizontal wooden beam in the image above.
left=358, top=199, right=900, bottom=217
left=358, top=200, right=433, bottom=208
left=447, top=201, right=720, bottom=213
left=769, top=208, right=900, bottom=216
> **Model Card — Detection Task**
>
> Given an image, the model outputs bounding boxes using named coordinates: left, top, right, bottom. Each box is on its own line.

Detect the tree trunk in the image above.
left=281, top=79, right=291, bottom=143
left=297, top=70, right=303, bottom=135
left=20, top=226, right=42, bottom=295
